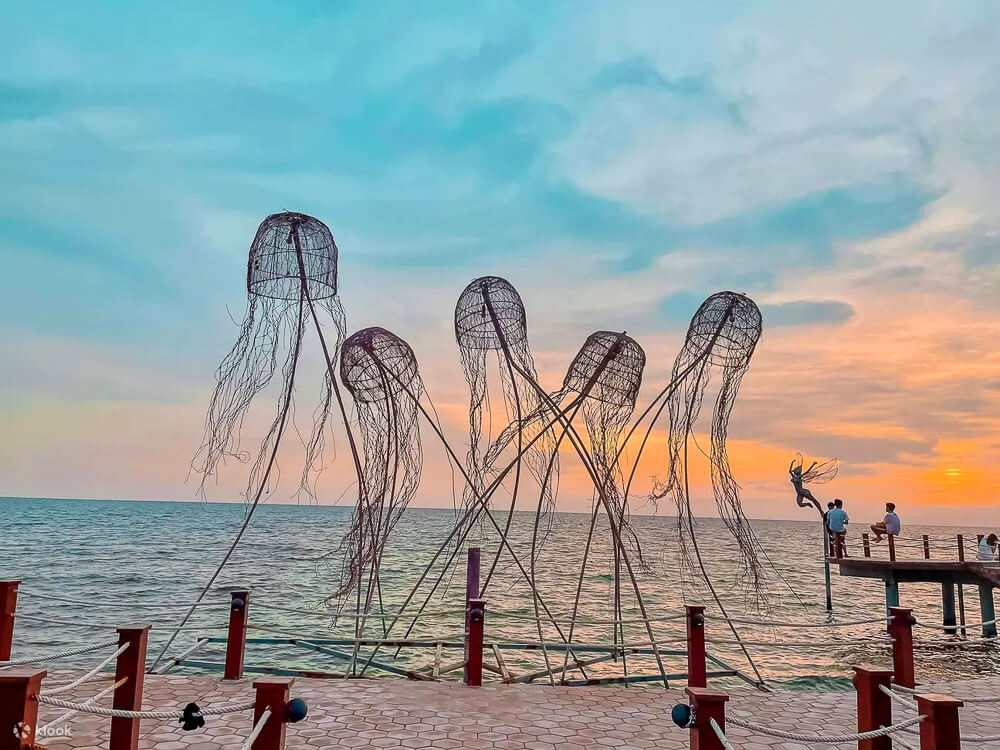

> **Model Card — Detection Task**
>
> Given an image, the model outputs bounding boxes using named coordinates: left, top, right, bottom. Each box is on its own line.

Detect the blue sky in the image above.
left=2, top=2, right=1000, bottom=522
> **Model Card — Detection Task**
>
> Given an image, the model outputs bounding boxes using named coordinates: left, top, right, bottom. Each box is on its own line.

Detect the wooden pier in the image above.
left=828, top=532, right=1000, bottom=637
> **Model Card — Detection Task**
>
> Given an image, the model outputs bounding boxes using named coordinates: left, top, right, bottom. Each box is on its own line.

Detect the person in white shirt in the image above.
left=977, top=533, right=998, bottom=561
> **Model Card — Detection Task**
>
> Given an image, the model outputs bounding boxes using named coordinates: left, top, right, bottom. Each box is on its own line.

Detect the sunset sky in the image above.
left=2, top=2, right=1000, bottom=525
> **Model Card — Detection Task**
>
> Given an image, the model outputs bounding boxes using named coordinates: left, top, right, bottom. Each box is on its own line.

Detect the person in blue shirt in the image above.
left=826, top=498, right=849, bottom=558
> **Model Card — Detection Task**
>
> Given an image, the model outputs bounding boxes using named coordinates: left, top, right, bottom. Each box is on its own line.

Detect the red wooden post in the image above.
left=225, top=589, right=250, bottom=680
left=0, top=667, right=45, bottom=750
left=922, top=535, right=931, bottom=560
left=685, top=687, right=729, bottom=750
left=685, top=605, right=707, bottom=688
left=109, top=625, right=150, bottom=750
left=0, top=581, right=18, bottom=661
left=251, top=678, right=291, bottom=750
left=852, top=666, right=893, bottom=750
left=862, top=533, right=871, bottom=558
left=466, top=547, right=481, bottom=602
left=465, top=598, right=486, bottom=687
left=463, top=548, right=480, bottom=685
left=915, top=693, right=963, bottom=750
left=888, top=607, right=916, bottom=689
left=957, top=535, right=965, bottom=562
left=888, top=535, right=897, bottom=562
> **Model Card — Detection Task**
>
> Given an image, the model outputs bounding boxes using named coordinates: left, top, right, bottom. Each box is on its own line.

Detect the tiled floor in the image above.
left=25, top=671, right=1000, bottom=749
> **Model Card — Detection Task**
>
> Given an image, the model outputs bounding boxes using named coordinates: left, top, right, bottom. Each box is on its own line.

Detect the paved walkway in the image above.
left=31, top=672, right=1000, bottom=749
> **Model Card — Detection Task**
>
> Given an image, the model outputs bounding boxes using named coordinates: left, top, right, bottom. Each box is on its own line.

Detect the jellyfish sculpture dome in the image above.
left=335, top=327, right=423, bottom=605
left=680, top=291, right=762, bottom=368
left=248, top=212, right=339, bottom=301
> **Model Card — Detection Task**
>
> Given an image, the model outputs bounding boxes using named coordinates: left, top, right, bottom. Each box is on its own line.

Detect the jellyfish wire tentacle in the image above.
left=454, top=277, right=560, bottom=583
left=334, top=327, right=423, bottom=674
left=626, top=291, right=767, bottom=685
left=499, top=332, right=670, bottom=687
left=350, top=358, right=597, bottom=681
left=149, top=212, right=365, bottom=673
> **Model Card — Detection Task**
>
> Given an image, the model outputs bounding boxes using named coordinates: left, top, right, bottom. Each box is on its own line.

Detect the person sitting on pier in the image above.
left=870, top=502, right=900, bottom=543
left=977, top=533, right=999, bottom=561
left=826, top=498, right=849, bottom=558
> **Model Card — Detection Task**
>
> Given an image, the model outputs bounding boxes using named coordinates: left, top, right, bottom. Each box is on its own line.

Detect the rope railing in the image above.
left=36, top=694, right=257, bottom=720
left=240, top=707, right=273, bottom=750
left=708, top=718, right=735, bottom=750
left=0, top=637, right=120, bottom=666
left=887, top=684, right=1000, bottom=743
left=893, top=682, right=1000, bottom=704
left=724, top=712, right=926, bottom=743
left=39, top=677, right=127, bottom=734
left=46, top=642, right=129, bottom=695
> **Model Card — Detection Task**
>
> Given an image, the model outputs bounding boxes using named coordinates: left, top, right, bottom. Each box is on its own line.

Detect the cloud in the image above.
left=760, top=300, right=855, bottom=327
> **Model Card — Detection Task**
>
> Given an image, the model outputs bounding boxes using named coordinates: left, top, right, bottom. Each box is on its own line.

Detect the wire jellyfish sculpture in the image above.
left=454, top=276, right=559, bottom=584
left=151, top=211, right=363, bottom=672
left=789, top=454, right=839, bottom=515
left=484, top=330, right=670, bottom=684
left=335, top=327, right=423, bottom=620
left=651, top=291, right=764, bottom=597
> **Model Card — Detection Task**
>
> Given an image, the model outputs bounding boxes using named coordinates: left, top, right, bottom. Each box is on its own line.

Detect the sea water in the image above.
left=2, top=496, right=997, bottom=689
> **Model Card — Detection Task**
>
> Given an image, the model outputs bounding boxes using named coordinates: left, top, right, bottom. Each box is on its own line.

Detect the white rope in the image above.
left=39, top=678, right=125, bottom=733
left=886, top=726, right=920, bottom=750
left=709, top=718, right=736, bottom=750
left=240, top=707, right=272, bottom=750
left=725, top=713, right=925, bottom=742
left=0, top=638, right=120, bottom=666
left=879, top=683, right=919, bottom=710
left=893, top=683, right=1000, bottom=704
left=46, top=642, right=129, bottom=695
left=704, top=614, right=889, bottom=628
left=46, top=673, right=111, bottom=687
left=36, top=695, right=256, bottom=720
left=18, top=589, right=228, bottom=612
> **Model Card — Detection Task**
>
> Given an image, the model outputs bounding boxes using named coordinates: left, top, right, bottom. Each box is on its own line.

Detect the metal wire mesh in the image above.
left=248, top=211, right=339, bottom=301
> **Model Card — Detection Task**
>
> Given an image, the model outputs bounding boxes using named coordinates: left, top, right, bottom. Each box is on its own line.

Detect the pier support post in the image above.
left=852, top=666, right=893, bottom=750
left=922, top=535, right=931, bottom=560
left=0, top=667, right=45, bottom=750
left=915, top=693, right=963, bottom=750
left=225, top=589, right=250, bottom=680
left=0, top=581, right=18, bottom=661
left=685, top=687, right=728, bottom=750
left=941, top=583, right=957, bottom=635
left=977, top=585, right=996, bottom=639
left=465, top=598, right=486, bottom=687
left=888, top=607, right=915, bottom=689
left=888, top=535, right=896, bottom=562
left=957, top=536, right=967, bottom=636
left=884, top=579, right=899, bottom=628
left=252, top=678, right=291, bottom=750
left=109, top=625, right=150, bottom=750
left=822, top=526, right=833, bottom=611
left=685, top=605, right=706, bottom=688
left=863, top=533, right=871, bottom=558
